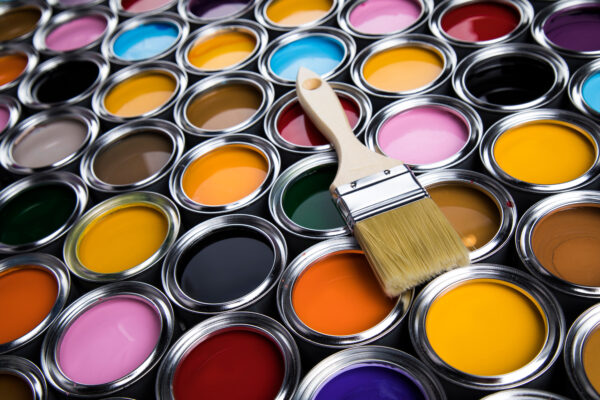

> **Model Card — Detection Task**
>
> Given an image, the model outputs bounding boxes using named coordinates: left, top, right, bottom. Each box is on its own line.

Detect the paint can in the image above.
left=162, top=214, right=286, bottom=326
left=277, top=237, right=414, bottom=367
left=419, top=169, right=517, bottom=264
left=0, top=254, right=70, bottom=360
left=0, top=0, right=51, bottom=44
left=173, top=71, right=274, bottom=140
left=32, top=6, right=117, bottom=56
left=293, top=346, right=446, bottom=400
left=0, top=95, right=21, bottom=138
left=481, top=389, right=571, bottom=400
left=255, top=0, right=341, bottom=34
left=175, top=19, right=267, bottom=78
left=102, top=13, right=189, bottom=66
left=18, top=52, right=110, bottom=110
left=0, top=106, right=99, bottom=176
left=569, top=58, right=600, bottom=122
left=0, top=43, right=38, bottom=96
left=109, top=0, right=178, bottom=18
left=169, top=133, right=280, bottom=224
left=564, top=303, right=600, bottom=399
left=48, top=0, right=105, bottom=10
left=0, top=172, right=88, bottom=256
left=364, top=95, right=481, bottom=172
left=452, top=44, right=569, bottom=126
left=155, top=311, right=300, bottom=400
left=264, top=81, right=371, bottom=166
left=91, top=60, right=187, bottom=125
left=0, top=355, right=47, bottom=400
left=178, top=0, right=257, bottom=26
left=79, top=119, right=185, bottom=199
left=62, top=191, right=179, bottom=289
left=41, top=281, right=174, bottom=399
left=479, top=109, right=600, bottom=209
left=410, top=265, right=565, bottom=399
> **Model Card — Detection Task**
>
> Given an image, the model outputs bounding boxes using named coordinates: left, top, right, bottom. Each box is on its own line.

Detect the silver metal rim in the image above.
left=18, top=52, right=110, bottom=110
left=264, top=81, right=371, bottom=154
left=364, top=95, right=481, bottom=172
left=480, top=108, right=600, bottom=193
left=452, top=43, right=569, bottom=113
left=169, top=133, right=281, bottom=213
left=338, top=0, right=432, bottom=40
left=277, top=237, right=414, bottom=348
left=33, top=6, right=117, bottom=56
left=0, top=107, right=99, bottom=174
left=429, top=0, right=533, bottom=48
left=0, top=0, right=51, bottom=43
left=350, top=33, right=456, bottom=98
left=48, top=0, right=104, bottom=9
left=0, top=172, right=88, bottom=254
left=41, top=281, right=175, bottom=397
left=0, top=355, right=47, bottom=400
left=293, top=346, right=446, bottom=399
left=63, top=191, right=180, bottom=283
left=0, top=95, right=21, bottom=136
left=101, top=12, right=189, bottom=66
left=162, top=213, right=287, bottom=313
left=155, top=311, right=300, bottom=399
left=516, top=190, right=600, bottom=298
left=258, top=27, right=356, bottom=87
left=419, top=169, right=517, bottom=262
left=173, top=70, right=274, bottom=137
left=255, top=0, right=340, bottom=32
left=569, top=58, right=600, bottom=121
left=481, top=389, right=571, bottom=400
left=92, top=60, right=188, bottom=123
left=409, top=264, right=565, bottom=390
left=178, top=0, right=257, bottom=25
left=0, top=43, right=38, bottom=93
left=0, top=254, right=70, bottom=355
left=109, top=0, right=177, bottom=18
left=175, top=19, right=267, bottom=76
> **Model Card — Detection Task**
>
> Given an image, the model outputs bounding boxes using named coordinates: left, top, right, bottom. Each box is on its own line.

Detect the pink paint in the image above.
left=349, top=0, right=422, bottom=34
left=57, top=297, right=161, bottom=385
left=45, top=15, right=107, bottom=52
left=0, top=106, right=9, bottom=133
left=122, top=0, right=173, bottom=13
left=377, top=106, right=469, bottom=165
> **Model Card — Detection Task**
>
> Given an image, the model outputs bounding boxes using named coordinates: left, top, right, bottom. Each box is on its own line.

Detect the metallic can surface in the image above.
left=0, top=0, right=51, bottom=43
left=0, top=95, right=21, bottom=136
left=178, top=0, right=257, bottom=25
left=0, top=355, right=47, bottom=400
left=569, top=58, right=600, bottom=122
left=255, top=0, right=341, bottom=33
left=0, top=43, right=38, bottom=94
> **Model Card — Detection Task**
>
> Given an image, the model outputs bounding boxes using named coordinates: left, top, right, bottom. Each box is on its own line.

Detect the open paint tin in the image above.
left=0, top=96, right=21, bottom=137
left=569, top=58, right=600, bottom=122
left=155, top=311, right=300, bottom=400
left=178, top=0, right=257, bottom=25
left=63, top=191, right=180, bottom=284
left=48, top=0, right=105, bottom=9
left=110, top=0, right=178, bottom=18
left=255, top=0, right=340, bottom=32
left=0, top=0, right=51, bottom=43
left=0, top=356, right=47, bottom=400
left=410, top=265, right=564, bottom=395
left=0, top=44, right=37, bottom=94
left=293, top=346, right=446, bottom=399
left=481, top=389, right=570, bottom=399
left=41, top=281, right=174, bottom=398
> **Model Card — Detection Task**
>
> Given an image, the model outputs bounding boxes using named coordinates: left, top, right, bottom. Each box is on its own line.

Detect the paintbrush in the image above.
left=296, top=67, right=469, bottom=297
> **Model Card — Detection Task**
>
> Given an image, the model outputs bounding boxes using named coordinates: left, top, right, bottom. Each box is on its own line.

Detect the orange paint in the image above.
left=0, top=53, right=27, bottom=86
left=292, top=250, right=396, bottom=335
left=0, top=266, right=58, bottom=344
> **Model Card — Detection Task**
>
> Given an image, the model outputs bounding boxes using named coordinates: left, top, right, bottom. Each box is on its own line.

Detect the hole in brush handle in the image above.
left=302, top=78, right=322, bottom=90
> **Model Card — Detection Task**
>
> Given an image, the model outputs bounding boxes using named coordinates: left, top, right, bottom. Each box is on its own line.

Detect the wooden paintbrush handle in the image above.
left=296, top=67, right=404, bottom=191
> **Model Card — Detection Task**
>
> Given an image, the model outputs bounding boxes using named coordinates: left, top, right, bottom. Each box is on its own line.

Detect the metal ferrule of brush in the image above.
left=333, top=164, right=428, bottom=229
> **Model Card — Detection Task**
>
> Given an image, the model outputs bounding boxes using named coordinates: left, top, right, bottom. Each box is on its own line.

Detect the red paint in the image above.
left=277, top=96, right=359, bottom=147
left=172, top=329, right=285, bottom=400
left=441, top=2, right=520, bottom=42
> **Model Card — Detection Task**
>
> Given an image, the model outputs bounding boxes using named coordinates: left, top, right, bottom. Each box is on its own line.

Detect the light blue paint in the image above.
left=113, top=22, right=178, bottom=61
left=270, top=36, right=345, bottom=81
left=583, top=71, right=600, bottom=113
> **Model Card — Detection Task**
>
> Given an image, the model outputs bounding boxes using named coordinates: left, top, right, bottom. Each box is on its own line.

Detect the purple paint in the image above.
left=314, top=364, right=427, bottom=400
left=349, top=0, right=422, bottom=34
left=543, top=4, right=600, bottom=52
left=0, top=106, right=9, bottom=133
left=45, top=15, right=107, bottom=52
left=188, top=0, right=249, bottom=19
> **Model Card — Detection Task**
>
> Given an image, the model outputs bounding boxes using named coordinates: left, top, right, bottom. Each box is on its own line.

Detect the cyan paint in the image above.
left=583, top=71, right=600, bottom=113
left=113, top=22, right=179, bottom=61
left=269, top=36, right=345, bottom=81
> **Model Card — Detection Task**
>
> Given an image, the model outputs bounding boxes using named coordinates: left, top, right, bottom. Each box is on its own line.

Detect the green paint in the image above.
left=282, top=165, right=345, bottom=230
left=0, top=184, right=77, bottom=245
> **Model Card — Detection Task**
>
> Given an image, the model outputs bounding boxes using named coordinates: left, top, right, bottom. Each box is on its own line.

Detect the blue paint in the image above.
left=583, top=71, right=600, bottom=113
left=113, top=22, right=179, bottom=61
left=269, top=36, right=345, bottom=81
left=314, top=364, right=428, bottom=400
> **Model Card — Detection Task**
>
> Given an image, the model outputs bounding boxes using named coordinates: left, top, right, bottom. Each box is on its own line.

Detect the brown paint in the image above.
left=532, top=204, right=600, bottom=286
left=185, top=83, right=261, bottom=131
left=0, top=373, right=33, bottom=400
left=93, top=132, right=173, bottom=185
left=0, top=7, right=41, bottom=41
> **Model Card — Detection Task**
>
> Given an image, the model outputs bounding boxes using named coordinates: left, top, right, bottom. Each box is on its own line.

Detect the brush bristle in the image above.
left=353, top=197, right=470, bottom=297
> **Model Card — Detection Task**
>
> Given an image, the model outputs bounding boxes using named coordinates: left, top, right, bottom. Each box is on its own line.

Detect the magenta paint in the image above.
left=349, top=0, right=422, bottom=34
left=57, top=297, right=161, bottom=385
left=45, top=15, right=107, bottom=52
left=0, top=106, right=9, bottom=132
left=377, top=106, right=469, bottom=165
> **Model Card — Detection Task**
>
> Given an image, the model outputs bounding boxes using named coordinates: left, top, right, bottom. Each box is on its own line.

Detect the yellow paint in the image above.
left=187, top=31, right=256, bottom=70
left=182, top=144, right=268, bottom=206
left=425, top=279, right=547, bottom=376
left=363, top=46, right=443, bottom=92
left=494, top=120, right=596, bottom=185
left=77, top=204, right=168, bottom=274
left=266, top=0, right=332, bottom=26
left=103, top=72, right=176, bottom=118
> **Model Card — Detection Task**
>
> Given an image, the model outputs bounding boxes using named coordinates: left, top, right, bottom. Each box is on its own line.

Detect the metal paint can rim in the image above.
left=0, top=0, right=51, bottom=43
left=569, top=58, right=600, bottom=121
left=178, top=0, right=258, bottom=25
left=109, top=0, right=178, bottom=18
left=480, top=388, right=571, bottom=399
left=0, top=355, right=47, bottom=400
left=48, top=0, right=104, bottom=9
left=0, top=95, right=21, bottom=136
left=0, top=43, right=38, bottom=93
left=255, top=0, right=341, bottom=32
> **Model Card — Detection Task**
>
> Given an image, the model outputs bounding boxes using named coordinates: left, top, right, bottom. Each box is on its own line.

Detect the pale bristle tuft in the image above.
left=353, top=197, right=470, bottom=297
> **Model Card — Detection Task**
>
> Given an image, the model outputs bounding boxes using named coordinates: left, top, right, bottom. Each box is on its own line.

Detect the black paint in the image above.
left=34, top=60, right=99, bottom=104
